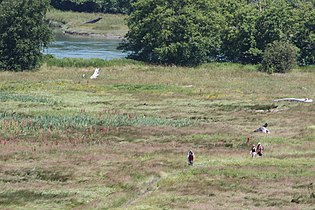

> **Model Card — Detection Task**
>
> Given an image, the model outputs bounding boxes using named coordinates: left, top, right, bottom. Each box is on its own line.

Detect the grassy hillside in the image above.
left=46, top=9, right=128, bottom=38
left=0, top=62, right=315, bottom=209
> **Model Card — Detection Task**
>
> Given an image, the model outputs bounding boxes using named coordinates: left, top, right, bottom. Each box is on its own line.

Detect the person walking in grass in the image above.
left=187, top=150, right=195, bottom=165
left=250, top=144, right=257, bottom=158
left=257, top=142, right=264, bottom=157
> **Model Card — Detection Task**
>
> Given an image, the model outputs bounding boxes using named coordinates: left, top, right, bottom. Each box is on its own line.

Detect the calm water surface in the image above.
left=45, top=33, right=127, bottom=60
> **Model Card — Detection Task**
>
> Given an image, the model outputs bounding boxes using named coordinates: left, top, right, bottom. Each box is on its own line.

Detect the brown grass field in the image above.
left=0, top=62, right=315, bottom=209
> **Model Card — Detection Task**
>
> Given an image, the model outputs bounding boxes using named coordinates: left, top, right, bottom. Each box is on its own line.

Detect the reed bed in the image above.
left=0, top=111, right=194, bottom=130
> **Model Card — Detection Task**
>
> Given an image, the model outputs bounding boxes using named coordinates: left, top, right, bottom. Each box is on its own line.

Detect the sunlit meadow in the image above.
left=0, top=61, right=315, bottom=209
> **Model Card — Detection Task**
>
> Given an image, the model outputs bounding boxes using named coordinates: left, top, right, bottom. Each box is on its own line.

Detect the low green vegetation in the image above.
left=44, top=56, right=141, bottom=67
left=0, top=62, right=314, bottom=209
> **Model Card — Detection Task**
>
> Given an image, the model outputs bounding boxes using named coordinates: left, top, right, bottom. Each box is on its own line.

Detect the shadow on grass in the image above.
left=3, top=168, right=73, bottom=183
left=0, top=189, right=69, bottom=205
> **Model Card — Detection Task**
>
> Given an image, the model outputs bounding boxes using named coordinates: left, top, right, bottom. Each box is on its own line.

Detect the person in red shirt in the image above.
left=257, top=143, right=264, bottom=157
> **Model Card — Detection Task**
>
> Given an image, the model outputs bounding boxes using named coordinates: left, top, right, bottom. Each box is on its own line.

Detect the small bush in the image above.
left=260, top=41, right=299, bottom=74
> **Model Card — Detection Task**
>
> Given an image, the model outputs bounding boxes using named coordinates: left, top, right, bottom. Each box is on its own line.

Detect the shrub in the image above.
left=260, top=41, right=299, bottom=74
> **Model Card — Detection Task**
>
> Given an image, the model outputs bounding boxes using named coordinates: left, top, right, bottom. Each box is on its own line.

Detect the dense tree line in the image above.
left=1, top=0, right=314, bottom=71
left=0, top=0, right=52, bottom=71
left=50, top=0, right=134, bottom=14
left=120, top=0, right=314, bottom=67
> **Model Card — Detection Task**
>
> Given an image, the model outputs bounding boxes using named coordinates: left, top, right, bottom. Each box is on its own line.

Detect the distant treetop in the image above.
left=50, top=0, right=135, bottom=14
left=118, top=0, right=314, bottom=67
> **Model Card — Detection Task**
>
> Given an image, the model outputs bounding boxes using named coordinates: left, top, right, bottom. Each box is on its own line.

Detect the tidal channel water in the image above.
left=45, top=33, right=127, bottom=60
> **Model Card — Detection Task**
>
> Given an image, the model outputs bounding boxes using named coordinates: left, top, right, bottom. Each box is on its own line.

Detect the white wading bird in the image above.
left=90, top=68, right=100, bottom=79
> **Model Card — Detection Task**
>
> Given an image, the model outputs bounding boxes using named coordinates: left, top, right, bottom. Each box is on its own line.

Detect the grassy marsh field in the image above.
left=46, top=9, right=128, bottom=38
left=0, top=61, right=315, bottom=209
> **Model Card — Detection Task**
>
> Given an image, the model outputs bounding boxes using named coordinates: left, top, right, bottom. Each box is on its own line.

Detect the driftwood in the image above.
left=83, top=17, right=102, bottom=24
left=273, top=98, right=313, bottom=103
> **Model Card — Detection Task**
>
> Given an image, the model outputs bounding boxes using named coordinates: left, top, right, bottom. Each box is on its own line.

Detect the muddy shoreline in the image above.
left=63, top=29, right=124, bottom=39
left=49, top=20, right=125, bottom=40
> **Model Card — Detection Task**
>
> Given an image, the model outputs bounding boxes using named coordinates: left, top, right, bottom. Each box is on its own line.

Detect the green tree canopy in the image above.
left=0, top=0, right=52, bottom=71
left=121, top=0, right=314, bottom=67
left=294, top=1, right=315, bottom=65
left=221, top=0, right=313, bottom=64
left=120, top=0, right=224, bottom=66
left=50, top=0, right=134, bottom=14
left=220, top=0, right=259, bottom=63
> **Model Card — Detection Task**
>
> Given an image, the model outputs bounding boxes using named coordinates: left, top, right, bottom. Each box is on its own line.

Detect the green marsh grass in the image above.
left=0, top=62, right=314, bottom=209
left=0, top=111, right=194, bottom=131
left=0, top=92, right=60, bottom=105
left=44, top=56, right=142, bottom=68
